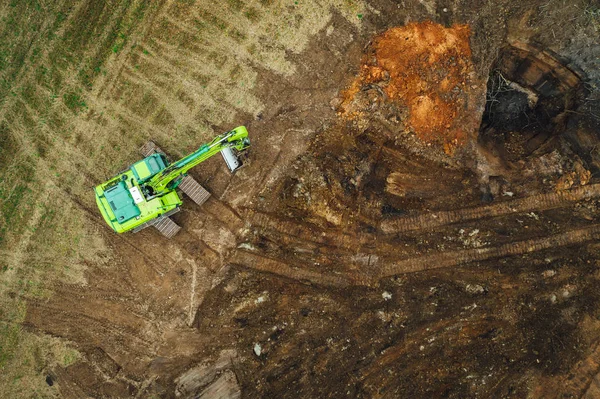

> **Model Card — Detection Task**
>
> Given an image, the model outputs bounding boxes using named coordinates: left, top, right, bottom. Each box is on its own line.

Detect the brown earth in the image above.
left=1, top=0, right=600, bottom=398
left=339, top=21, right=482, bottom=154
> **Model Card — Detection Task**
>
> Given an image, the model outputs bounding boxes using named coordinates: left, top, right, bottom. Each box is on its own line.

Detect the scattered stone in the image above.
left=468, top=229, right=480, bottom=237
left=253, top=343, right=262, bottom=357
left=465, top=284, right=486, bottom=294
left=563, top=284, right=577, bottom=298
left=527, top=212, right=539, bottom=220
left=542, top=270, right=556, bottom=278
left=382, top=291, right=392, bottom=300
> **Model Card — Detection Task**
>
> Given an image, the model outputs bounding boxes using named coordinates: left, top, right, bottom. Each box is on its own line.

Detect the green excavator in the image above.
left=94, top=126, right=250, bottom=238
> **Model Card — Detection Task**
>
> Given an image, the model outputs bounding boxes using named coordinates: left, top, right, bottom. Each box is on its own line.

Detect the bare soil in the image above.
left=339, top=21, right=481, bottom=153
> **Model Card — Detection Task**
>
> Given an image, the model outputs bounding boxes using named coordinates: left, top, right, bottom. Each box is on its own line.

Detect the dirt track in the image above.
left=1, top=0, right=600, bottom=398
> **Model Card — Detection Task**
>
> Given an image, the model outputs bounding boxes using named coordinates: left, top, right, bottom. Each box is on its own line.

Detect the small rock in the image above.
left=330, top=97, right=343, bottom=110
left=562, top=284, right=576, bottom=298
left=253, top=343, right=262, bottom=356
left=527, top=212, right=539, bottom=220
left=382, top=291, right=392, bottom=301
left=465, top=284, right=486, bottom=294
left=542, top=270, right=556, bottom=278
left=468, top=229, right=479, bottom=237
left=550, top=294, right=557, bottom=303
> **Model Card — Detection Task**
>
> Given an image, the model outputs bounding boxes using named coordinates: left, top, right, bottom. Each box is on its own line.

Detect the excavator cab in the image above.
left=131, top=153, right=168, bottom=183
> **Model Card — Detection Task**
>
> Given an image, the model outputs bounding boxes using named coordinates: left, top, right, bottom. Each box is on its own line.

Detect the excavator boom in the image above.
left=146, top=127, right=249, bottom=194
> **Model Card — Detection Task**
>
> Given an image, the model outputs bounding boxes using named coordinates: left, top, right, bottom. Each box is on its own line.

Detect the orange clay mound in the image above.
left=339, top=21, right=481, bottom=154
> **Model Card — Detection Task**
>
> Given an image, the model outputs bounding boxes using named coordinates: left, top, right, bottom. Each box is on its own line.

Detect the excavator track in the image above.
left=247, top=210, right=375, bottom=249
left=139, top=140, right=166, bottom=158
left=152, top=216, right=182, bottom=239
left=178, top=175, right=211, bottom=206
left=376, top=224, right=600, bottom=278
left=230, top=249, right=354, bottom=288
left=238, top=211, right=600, bottom=286
left=380, top=184, right=600, bottom=234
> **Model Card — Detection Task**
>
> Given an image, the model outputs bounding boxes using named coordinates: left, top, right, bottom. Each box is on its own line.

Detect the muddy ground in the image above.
left=1, top=0, right=600, bottom=398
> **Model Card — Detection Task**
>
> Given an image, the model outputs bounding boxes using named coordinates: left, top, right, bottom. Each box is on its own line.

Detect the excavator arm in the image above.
left=144, top=126, right=249, bottom=195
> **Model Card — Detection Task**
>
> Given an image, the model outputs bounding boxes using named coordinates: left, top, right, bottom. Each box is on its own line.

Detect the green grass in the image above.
left=63, top=90, right=87, bottom=113
left=0, top=154, right=35, bottom=247
left=0, top=302, right=25, bottom=371
left=583, top=4, right=600, bottom=31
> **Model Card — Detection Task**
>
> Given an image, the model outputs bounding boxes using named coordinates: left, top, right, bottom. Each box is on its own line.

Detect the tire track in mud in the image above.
left=380, top=183, right=600, bottom=234
left=247, top=183, right=600, bottom=253
left=26, top=300, right=156, bottom=357
left=240, top=217, right=600, bottom=286
left=246, top=210, right=376, bottom=249
left=377, top=224, right=600, bottom=278
left=229, top=250, right=359, bottom=288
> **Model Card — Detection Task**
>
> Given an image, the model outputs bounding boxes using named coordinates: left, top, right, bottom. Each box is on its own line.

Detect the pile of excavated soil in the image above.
left=339, top=21, right=482, bottom=154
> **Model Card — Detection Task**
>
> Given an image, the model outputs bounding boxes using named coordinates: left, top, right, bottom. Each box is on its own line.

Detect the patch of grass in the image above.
left=244, top=7, right=259, bottom=22
left=199, top=9, right=229, bottom=32
left=112, top=33, right=128, bottom=53
left=62, top=90, right=87, bottom=113
left=0, top=157, right=35, bottom=247
left=227, top=0, right=244, bottom=11
left=57, top=0, right=150, bottom=89
left=228, top=28, right=246, bottom=42
left=583, top=4, right=600, bottom=31
left=0, top=301, right=25, bottom=370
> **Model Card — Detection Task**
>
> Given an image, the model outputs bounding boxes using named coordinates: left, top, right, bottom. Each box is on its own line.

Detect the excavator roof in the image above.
left=104, top=180, right=141, bottom=223
left=131, top=153, right=167, bottom=182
